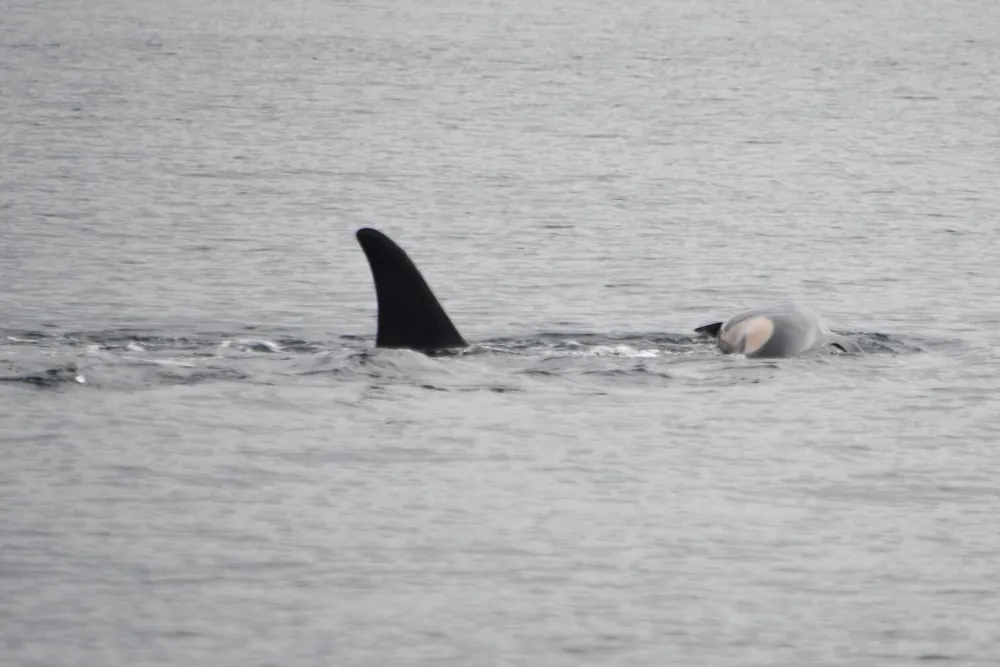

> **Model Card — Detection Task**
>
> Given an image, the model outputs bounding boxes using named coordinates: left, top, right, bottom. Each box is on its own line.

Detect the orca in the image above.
left=355, top=227, right=862, bottom=359
left=695, top=304, right=862, bottom=358
left=355, top=227, right=468, bottom=352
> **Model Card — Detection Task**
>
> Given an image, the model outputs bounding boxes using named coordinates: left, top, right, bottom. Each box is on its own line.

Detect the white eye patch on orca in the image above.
left=719, top=316, right=775, bottom=355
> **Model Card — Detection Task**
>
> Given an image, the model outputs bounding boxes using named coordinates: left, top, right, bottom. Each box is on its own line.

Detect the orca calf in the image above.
left=355, top=227, right=861, bottom=358
left=355, top=227, right=468, bottom=352
left=695, top=305, right=862, bottom=358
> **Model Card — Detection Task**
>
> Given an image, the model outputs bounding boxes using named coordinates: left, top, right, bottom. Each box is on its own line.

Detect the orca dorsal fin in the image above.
left=355, top=228, right=468, bottom=352
left=695, top=321, right=723, bottom=337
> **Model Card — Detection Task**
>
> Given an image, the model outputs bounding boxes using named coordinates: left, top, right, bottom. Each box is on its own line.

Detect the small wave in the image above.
left=4, top=336, right=40, bottom=345
left=847, top=331, right=929, bottom=355
left=156, top=367, right=251, bottom=385
left=220, top=339, right=282, bottom=353
left=540, top=344, right=661, bottom=358
left=1, top=330, right=49, bottom=345
left=0, top=328, right=333, bottom=355
left=479, top=332, right=697, bottom=357
left=0, top=363, right=86, bottom=388
left=581, top=366, right=671, bottom=379
left=119, top=356, right=196, bottom=368
left=299, top=346, right=441, bottom=378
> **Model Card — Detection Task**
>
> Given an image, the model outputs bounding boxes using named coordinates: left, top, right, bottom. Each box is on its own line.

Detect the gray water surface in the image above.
left=2, top=0, right=1000, bottom=665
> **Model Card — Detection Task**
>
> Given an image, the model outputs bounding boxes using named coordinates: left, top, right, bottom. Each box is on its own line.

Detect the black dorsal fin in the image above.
left=694, top=321, right=723, bottom=337
left=355, top=228, right=468, bottom=352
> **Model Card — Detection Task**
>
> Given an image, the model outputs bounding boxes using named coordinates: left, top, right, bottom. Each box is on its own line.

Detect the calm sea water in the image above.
left=3, top=0, right=1000, bottom=665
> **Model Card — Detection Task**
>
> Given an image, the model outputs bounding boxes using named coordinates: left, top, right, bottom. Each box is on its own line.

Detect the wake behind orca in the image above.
left=354, top=227, right=861, bottom=359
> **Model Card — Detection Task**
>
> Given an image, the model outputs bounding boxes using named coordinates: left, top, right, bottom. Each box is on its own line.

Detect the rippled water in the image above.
left=3, top=0, right=1000, bottom=665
